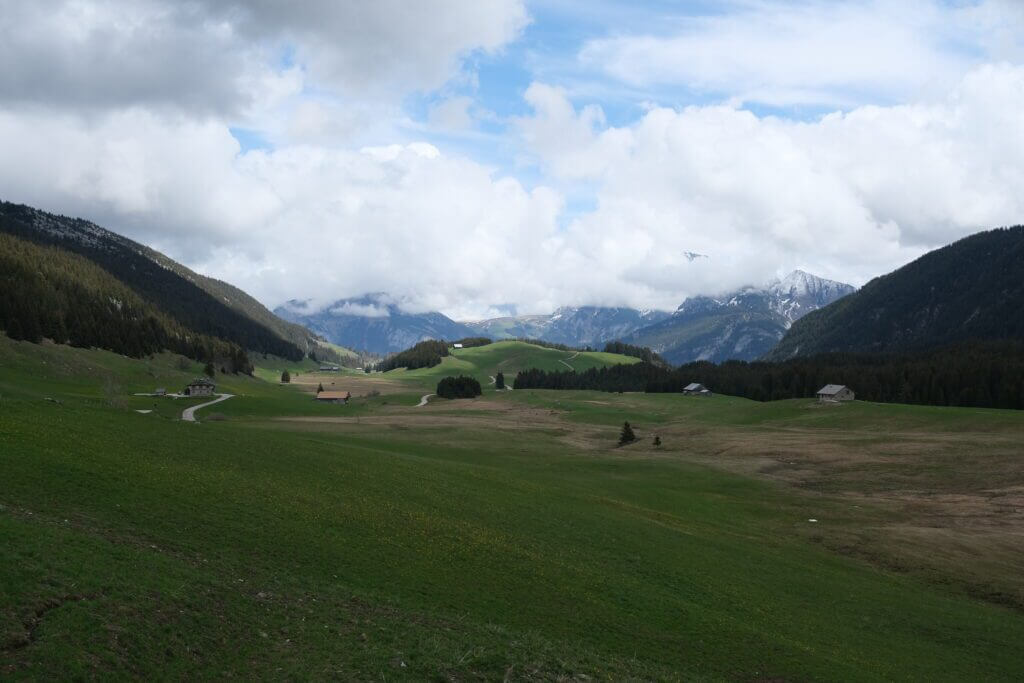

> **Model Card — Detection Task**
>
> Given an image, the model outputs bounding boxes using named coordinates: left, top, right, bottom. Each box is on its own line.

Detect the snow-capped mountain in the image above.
left=274, top=294, right=476, bottom=354
left=628, top=271, right=855, bottom=364
left=766, top=270, right=857, bottom=327
left=464, top=306, right=670, bottom=347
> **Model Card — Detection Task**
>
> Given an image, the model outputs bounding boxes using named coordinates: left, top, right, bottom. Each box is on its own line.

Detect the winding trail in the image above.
left=182, top=393, right=233, bottom=422
left=416, top=393, right=434, bottom=408
left=558, top=351, right=580, bottom=370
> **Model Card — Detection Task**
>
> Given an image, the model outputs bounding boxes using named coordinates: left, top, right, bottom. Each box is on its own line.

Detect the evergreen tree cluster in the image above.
left=453, top=337, right=492, bottom=348
left=0, top=202, right=303, bottom=360
left=495, top=372, right=505, bottom=390
left=514, top=341, right=1024, bottom=410
left=0, top=233, right=252, bottom=373
left=375, top=340, right=450, bottom=372
left=603, top=341, right=668, bottom=366
left=436, top=375, right=482, bottom=399
left=513, top=362, right=667, bottom=392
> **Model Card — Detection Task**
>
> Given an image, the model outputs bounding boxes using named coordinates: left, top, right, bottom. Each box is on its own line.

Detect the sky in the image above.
left=2, top=0, right=1023, bottom=319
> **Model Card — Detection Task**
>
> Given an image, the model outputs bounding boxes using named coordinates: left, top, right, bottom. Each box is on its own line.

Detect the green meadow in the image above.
left=2, top=336, right=1024, bottom=680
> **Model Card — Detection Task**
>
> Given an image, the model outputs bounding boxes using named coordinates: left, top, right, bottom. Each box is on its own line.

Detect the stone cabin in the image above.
left=683, top=382, right=712, bottom=396
left=316, top=390, right=351, bottom=404
left=817, top=384, right=855, bottom=402
left=185, top=377, right=216, bottom=397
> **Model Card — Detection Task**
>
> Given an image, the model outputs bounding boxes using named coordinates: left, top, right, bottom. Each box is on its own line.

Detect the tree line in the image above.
left=454, top=337, right=492, bottom=348
left=0, top=233, right=252, bottom=373
left=602, top=341, right=668, bottom=366
left=375, top=339, right=450, bottom=372
left=514, top=341, right=1024, bottom=410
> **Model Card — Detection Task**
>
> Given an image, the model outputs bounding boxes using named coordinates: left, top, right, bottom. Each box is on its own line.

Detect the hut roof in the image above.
left=316, top=391, right=350, bottom=400
left=817, top=384, right=848, bottom=395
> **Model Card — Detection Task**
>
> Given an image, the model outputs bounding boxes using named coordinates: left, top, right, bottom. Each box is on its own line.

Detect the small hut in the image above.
left=817, top=384, right=854, bottom=402
left=683, top=382, right=712, bottom=396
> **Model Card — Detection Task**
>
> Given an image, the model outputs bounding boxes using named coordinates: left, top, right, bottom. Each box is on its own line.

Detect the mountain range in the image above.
left=628, top=271, right=856, bottom=364
left=6, top=200, right=1020, bottom=370
left=275, top=294, right=477, bottom=355
left=463, top=307, right=671, bottom=348
left=277, top=271, right=855, bottom=360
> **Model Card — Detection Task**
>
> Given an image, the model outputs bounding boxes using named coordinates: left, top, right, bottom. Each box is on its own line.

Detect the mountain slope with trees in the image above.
left=0, top=200, right=308, bottom=360
left=768, top=227, right=1024, bottom=359
left=0, top=232, right=251, bottom=371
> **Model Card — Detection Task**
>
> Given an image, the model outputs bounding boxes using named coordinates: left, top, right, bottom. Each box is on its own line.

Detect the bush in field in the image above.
left=618, top=421, right=636, bottom=446
left=281, top=370, right=290, bottom=383
left=495, top=372, right=505, bottom=390
left=437, top=375, right=482, bottom=399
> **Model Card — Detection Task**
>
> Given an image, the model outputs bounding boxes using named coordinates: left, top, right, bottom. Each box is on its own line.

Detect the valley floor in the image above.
left=2, top=337, right=1023, bottom=680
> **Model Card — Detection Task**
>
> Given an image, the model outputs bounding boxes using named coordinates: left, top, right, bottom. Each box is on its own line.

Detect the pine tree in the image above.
left=653, top=435, right=661, bottom=447
left=281, top=369, right=291, bottom=383
left=495, top=372, right=505, bottom=390
left=204, top=361, right=215, bottom=377
left=618, top=421, right=636, bottom=446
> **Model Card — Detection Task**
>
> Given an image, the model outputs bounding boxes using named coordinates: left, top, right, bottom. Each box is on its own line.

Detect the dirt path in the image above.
left=558, top=351, right=580, bottom=370
left=182, top=393, right=233, bottom=422
left=416, top=393, right=434, bottom=407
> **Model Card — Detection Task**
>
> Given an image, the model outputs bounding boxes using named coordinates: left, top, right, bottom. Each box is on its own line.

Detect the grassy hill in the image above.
left=385, top=340, right=640, bottom=388
left=3, top=335, right=1024, bottom=679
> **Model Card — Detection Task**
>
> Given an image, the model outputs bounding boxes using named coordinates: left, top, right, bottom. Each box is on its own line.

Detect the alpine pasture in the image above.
left=2, top=336, right=1023, bottom=680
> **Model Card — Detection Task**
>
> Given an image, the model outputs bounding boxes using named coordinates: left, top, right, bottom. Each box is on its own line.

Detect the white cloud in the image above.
left=579, top=0, right=1024, bottom=108
left=428, top=96, right=476, bottom=131
left=517, top=64, right=1024, bottom=304
left=329, top=303, right=390, bottom=318
left=0, top=0, right=529, bottom=114
left=3, top=0, right=1024, bottom=321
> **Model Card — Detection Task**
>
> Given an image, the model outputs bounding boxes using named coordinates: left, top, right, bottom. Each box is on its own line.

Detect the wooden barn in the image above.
left=315, top=390, right=351, bottom=404
left=817, top=384, right=854, bottom=402
left=683, top=382, right=712, bottom=396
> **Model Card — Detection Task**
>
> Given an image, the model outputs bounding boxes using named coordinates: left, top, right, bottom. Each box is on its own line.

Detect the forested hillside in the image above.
left=768, top=227, right=1024, bottom=359
left=514, top=341, right=1024, bottom=410
left=0, top=233, right=251, bottom=371
left=0, top=201, right=305, bottom=360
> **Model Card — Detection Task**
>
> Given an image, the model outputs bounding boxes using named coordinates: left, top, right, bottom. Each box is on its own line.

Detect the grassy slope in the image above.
left=386, top=340, right=640, bottom=389
left=2, top=336, right=1024, bottom=679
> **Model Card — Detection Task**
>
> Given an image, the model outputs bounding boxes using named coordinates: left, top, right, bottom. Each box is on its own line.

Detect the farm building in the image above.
left=683, top=382, right=712, bottom=396
left=315, top=390, right=351, bottom=404
left=154, top=388, right=167, bottom=396
left=453, top=343, right=464, bottom=349
left=817, top=384, right=854, bottom=402
left=184, top=377, right=215, bottom=396
left=319, top=365, right=340, bottom=372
